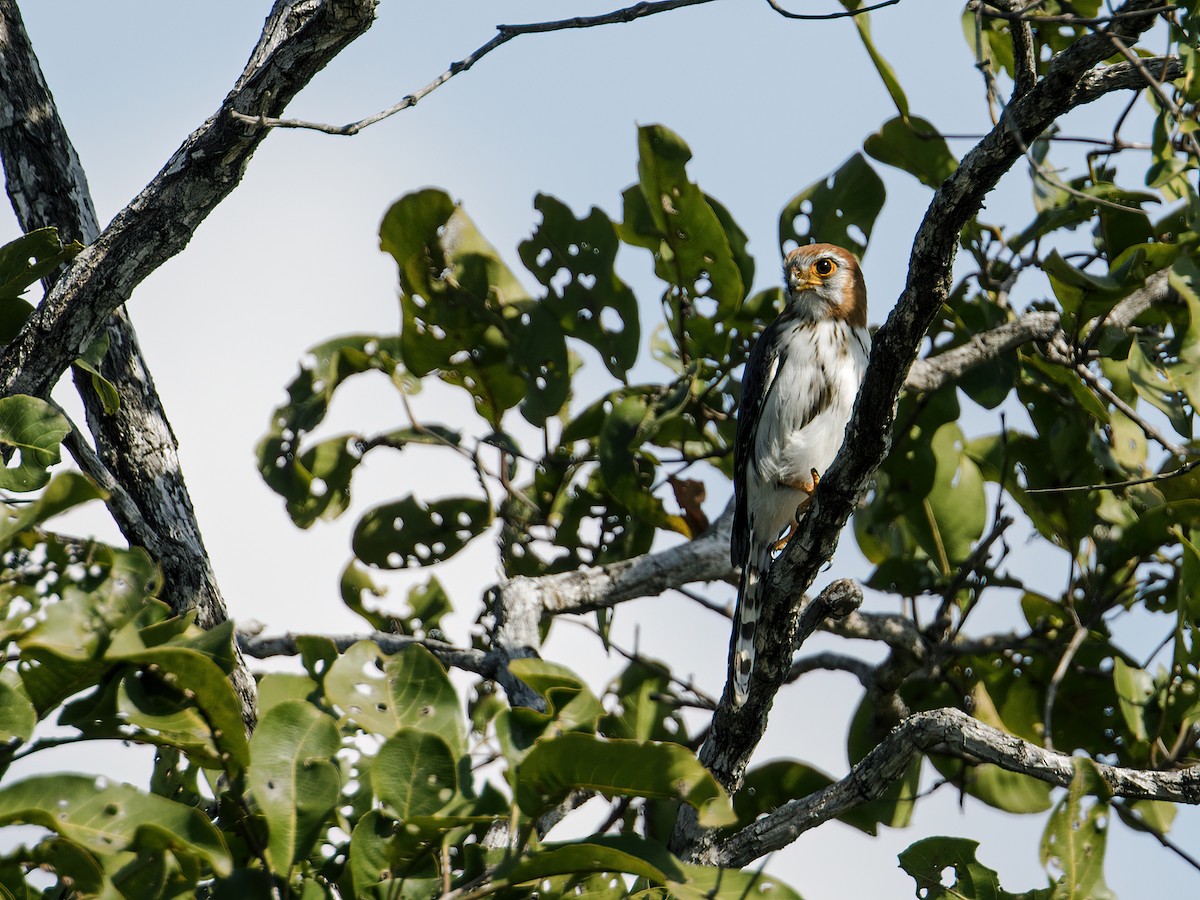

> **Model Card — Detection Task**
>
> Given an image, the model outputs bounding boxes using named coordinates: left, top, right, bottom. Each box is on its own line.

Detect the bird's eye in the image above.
left=813, top=258, right=837, bottom=277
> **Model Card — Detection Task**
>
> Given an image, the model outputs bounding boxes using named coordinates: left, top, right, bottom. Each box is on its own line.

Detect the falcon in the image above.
left=730, top=243, right=870, bottom=707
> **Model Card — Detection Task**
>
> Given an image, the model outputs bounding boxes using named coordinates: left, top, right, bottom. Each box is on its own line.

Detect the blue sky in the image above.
left=4, top=1, right=1196, bottom=896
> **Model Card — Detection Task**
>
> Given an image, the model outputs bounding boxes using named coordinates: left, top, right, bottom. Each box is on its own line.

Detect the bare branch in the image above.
left=1025, top=456, right=1200, bottom=494
left=709, top=706, right=1200, bottom=868
left=904, top=311, right=1060, bottom=393
left=0, top=0, right=378, bottom=403
left=969, top=0, right=1178, bottom=26
left=231, top=0, right=721, bottom=135
left=1075, top=361, right=1188, bottom=458
left=786, top=651, right=874, bottom=687
left=763, top=0, right=901, bottom=20
left=238, top=629, right=491, bottom=677
left=992, top=0, right=1036, bottom=98
left=535, top=504, right=736, bottom=618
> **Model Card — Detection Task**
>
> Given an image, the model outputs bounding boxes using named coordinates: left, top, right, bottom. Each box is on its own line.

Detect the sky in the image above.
left=3, top=1, right=1197, bottom=897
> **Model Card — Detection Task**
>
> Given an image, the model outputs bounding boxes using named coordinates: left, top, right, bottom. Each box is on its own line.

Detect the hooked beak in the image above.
left=788, top=267, right=822, bottom=295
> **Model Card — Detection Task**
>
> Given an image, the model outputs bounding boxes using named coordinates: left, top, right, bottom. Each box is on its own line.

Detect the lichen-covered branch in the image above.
left=708, top=706, right=1200, bottom=868
left=238, top=629, right=490, bottom=677
left=0, top=0, right=377, bottom=403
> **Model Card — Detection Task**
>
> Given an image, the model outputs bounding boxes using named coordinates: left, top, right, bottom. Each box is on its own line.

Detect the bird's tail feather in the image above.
left=731, top=540, right=773, bottom=707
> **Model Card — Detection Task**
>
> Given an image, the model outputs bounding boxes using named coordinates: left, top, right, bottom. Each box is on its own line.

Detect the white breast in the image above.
left=748, top=319, right=869, bottom=543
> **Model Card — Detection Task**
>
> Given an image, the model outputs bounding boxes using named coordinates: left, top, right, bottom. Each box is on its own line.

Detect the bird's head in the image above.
left=783, top=243, right=867, bottom=328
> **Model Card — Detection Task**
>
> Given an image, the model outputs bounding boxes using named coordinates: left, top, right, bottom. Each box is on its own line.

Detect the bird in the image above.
left=729, top=243, right=870, bottom=707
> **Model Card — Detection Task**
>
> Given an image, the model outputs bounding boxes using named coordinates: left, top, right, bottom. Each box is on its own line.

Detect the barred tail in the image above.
left=731, top=540, right=772, bottom=707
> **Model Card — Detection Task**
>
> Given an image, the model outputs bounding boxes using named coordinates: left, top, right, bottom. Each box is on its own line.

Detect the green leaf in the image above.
left=1041, top=759, right=1113, bottom=899
left=914, top=422, right=987, bottom=567
left=352, top=494, right=491, bottom=569
left=669, top=861, right=802, bottom=900
left=599, top=661, right=684, bottom=744
left=325, top=641, right=466, bottom=751
left=900, top=836, right=1048, bottom=899
left=256, top=672, right=319, bottom=711
left=0, top=227, right=82, bottom=301
left=373, top=729, right=458, bottom=818
left=779, top=153, right=885, bottom=259
left=505, top=658, right=606, bottom=737
left=0, top=774, right=231, bottom=876
left=1128, top=337, right=1191, bottom=436
left=845, top=2, right=909, bottom=118
left=0, top=676, right=36, bottom=745
left=618, top=124, right=745, bottom=314
left=864, top=115, right=957, bottom=188
left=257, top=334, right=404, bottom=526
left=247, top=700, right=341, bottom=874
left=517, top=733, right=735, bottom=827
left=501, top=835, right=684, bottom=886
left=596, top=384, right=692, bottom=536
left=1112, top=658, right=1154, bottom=743
left=381, top=189, right=539, bottom=426
left=0, top=470, right=106, bottom=555
left=0, top=395, right=72, bottom=492
left=107, top=642, right=250, bottom=769
left=519, top=193, right=641, bottom=379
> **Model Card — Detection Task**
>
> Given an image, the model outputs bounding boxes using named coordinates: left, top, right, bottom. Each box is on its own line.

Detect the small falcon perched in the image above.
left=730, top=243, right=870, bottom=707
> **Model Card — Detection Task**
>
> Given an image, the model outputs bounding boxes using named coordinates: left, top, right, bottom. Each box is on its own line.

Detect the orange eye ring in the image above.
left=813, top=258, right=837, bottom=277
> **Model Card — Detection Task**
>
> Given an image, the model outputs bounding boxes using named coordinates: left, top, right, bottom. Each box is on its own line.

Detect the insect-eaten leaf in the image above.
left=352, top=494, right=491, bottom=569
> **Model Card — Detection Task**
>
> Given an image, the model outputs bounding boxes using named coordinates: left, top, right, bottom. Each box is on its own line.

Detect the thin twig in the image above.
left=969, top=0, right=1178, bottom=26
left=230, top=0, right=722, bottom=135
left=1025, top=456, right=1200, bottom=494
left=1042, top=619, right=1088, bottom=751
left=763, top=0, right=901, bottom=19
left=1074, top=363, right=1188, bottom=459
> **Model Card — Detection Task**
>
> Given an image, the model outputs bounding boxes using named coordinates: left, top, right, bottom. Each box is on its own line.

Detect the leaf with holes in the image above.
left=0, top=227, right=82, bottom=302
left=373, top=729, right=458, bottom=819
left=0, top=395, right=72, bottom=492
left=247, top=700, right=340, bottom=874
left=325, top=642, right=465, bottom=751
left=0, top=774, right=231, bottom=876
left=1112, top=658, right=1154, bottom=743
left=106, top=643, right=251, bottom=769
left=900, top=836, right=1045, bottom=899
left=1041, top=760, right=1114, bottom=899
left=516, top=733, right=735, bottom=827
left=618, top=124, right=745, bottom=317
left=381, top=188, right=546, bottom=426
left=352, top=494, right=491, bottom=570
left=520, top=193, right=640, bottom=379
left=779, top=153, right=885, bottom=259
left=257, top=334, right=404, bottom=520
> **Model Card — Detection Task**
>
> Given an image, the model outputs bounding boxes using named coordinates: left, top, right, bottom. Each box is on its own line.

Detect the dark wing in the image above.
left=731, top=322, right=781, bottom=566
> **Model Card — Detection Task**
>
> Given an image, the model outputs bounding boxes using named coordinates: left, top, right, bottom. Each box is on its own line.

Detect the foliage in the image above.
left=2, top=2, right=1200, bottom=899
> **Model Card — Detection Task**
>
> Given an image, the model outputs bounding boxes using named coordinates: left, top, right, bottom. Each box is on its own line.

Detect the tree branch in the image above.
left=237, top=629, right=490, bottom=677
left=230, top=0, right=906, bottom=138
left=670, top=0, right=1174, bottom=862
left=763, top=0, right=901, bottom=20
left=230, top=0, right=721, bottom=136
left=0, top=0, right=267, bottom=725
left=0, top=0, right=377, bottom=403
left=708, top=706, right=1200, bottom=868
